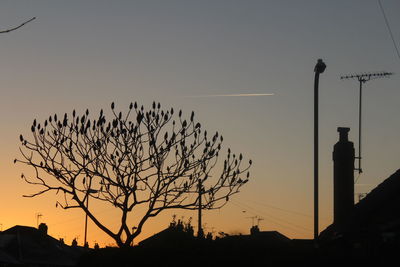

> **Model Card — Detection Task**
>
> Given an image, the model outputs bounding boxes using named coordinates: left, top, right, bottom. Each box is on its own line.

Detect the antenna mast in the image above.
left=35, top=212, right=43, bottom=227
left=246, top=215, right=264, bottom=227
left=256, top=217, right=264, bottom=227
left=340, top=72, right=393, bottom=173
left=246, top=216, right=258, bottom=227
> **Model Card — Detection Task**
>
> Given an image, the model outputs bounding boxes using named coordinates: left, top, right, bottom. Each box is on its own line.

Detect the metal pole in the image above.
left=198, top=180, right=203, bottom=238
left=313, top=59, right=326, bottom=242
left=314, top=71, right=319, bottom=241
left=358, top=79, right=363, bottom=173
left=83, top=189, right=98, bottom=246
left=84, top=197, right=89, bottom=245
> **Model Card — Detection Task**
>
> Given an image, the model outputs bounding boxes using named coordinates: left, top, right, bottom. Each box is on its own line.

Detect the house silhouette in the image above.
left=320, top=169, right=400, bottom=243
left=139, top=219, right=195, bottom=249
left=319, top=128, right=400, bottom=263
left=0, top=223, right=85, bottom=266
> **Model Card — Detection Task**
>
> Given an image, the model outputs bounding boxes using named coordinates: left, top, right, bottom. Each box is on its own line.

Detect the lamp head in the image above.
left=314, top=59, right=326, bottom=74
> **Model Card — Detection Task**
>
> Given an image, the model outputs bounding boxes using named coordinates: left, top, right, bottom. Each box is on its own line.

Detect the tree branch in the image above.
left=0, top=17, right=36, bottom=34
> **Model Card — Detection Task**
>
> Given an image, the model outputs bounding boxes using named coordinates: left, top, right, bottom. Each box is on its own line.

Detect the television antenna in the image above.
left=246, top=215, right=264, bottom=227
left=340, top=72, right=393, bottom=173
left=246, top=216, right=258, bottom=227
left=35, top=212, right=43, bottom=227
left=256, top=217, right=264, bottom=227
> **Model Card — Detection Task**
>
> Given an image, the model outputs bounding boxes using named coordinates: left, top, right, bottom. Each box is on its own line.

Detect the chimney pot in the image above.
left=38, top=223, right=48, bottom=235
left=337, top=127, right=350, bottom=142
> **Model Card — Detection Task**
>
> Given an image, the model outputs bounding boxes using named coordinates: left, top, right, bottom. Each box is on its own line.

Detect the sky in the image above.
left=0, top=0, right=399, bottom=247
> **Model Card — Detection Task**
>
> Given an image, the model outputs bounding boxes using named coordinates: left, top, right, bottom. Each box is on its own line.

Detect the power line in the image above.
left=247, top=200, right=313, bottom=219
left=235, top=200, right=312, bottom=232
left=236, top=204, right=311, bottom=233
left=243, top=199, right=331, bottom=221
left=230, top=200, right=312, bottom=233
left=378, top=0, right=400, bottom=59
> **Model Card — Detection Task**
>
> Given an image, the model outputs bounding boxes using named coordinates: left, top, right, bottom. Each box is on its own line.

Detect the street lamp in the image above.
left=313, top=59, right=326, bottom=242
left=84, top=189, right=99, bottom=246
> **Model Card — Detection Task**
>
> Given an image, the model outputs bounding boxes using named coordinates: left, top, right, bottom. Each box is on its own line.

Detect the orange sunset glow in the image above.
left=1, top=0, right=399, bottom=256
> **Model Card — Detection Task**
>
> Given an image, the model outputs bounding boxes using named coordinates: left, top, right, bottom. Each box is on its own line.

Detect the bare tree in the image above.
left=16, top=102, right=252, bottom=247
left=0, top=17, right=36, bottom=34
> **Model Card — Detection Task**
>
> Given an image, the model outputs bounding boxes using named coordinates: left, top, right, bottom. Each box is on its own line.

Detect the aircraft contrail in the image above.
left=184, top=93, right=275, bottom=98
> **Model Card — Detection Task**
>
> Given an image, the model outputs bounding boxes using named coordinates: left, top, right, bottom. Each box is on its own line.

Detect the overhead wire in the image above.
left=230, top=199, right=312, bottom=234
left=245, top=199, right=313, bottom=219
left=232, top=201, right=311, bottom=234
left=243, top=198, right=331, bottom=222
left=354, top=172, right=362, bottom=184
left=378, top=0, right=400, bottom=59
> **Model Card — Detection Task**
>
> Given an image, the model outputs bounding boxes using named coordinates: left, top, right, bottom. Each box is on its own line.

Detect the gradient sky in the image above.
left=1, top=0, right=399, bottom=247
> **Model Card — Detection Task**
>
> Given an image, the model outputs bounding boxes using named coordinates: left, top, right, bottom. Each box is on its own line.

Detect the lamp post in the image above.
left=84, top=189, right=99, bottom=246
left=313, top=59, right=326, bottom=242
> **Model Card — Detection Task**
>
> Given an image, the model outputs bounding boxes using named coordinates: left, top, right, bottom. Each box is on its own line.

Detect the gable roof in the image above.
left=252, top=230, right=291, bottom=242
left=0, top=225, right=83, bottom=266
left=354, top=169, right=400, bottom=223
left=320, top=169, right=400, bottom=239
left=139, top=225, right=195, bottom=248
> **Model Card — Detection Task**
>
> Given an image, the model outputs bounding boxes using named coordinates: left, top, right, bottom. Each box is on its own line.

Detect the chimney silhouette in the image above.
left=38, top=223, right=48, bottom=235
left=333, top=127, right=355, bottom=229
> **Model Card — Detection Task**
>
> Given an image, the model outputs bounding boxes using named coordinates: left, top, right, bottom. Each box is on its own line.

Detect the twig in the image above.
left=0, top=17, right=36, bottom=34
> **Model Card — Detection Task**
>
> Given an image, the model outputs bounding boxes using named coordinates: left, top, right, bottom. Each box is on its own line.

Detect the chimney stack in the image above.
left=38, top=223, right=48, bottom=235
left=333, top=127, right=355, bottom=229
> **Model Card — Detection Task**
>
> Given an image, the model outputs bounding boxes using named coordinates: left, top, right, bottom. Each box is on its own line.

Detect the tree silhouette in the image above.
left=16, top=102, right=252, bottom=247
